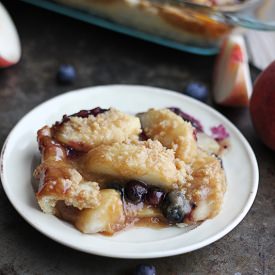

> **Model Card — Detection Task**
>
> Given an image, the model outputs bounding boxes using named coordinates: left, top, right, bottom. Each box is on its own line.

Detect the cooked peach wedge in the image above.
left=138, top=108, right=197, bottom=164
left=83, top=140, right=186, bottom=190
left=53, top=108, right=141, bottom=152
left=34, top=107, right=227, bottom=235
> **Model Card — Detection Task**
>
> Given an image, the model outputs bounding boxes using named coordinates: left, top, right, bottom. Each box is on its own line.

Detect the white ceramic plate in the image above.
left=0, top=85, right=258, bottom=259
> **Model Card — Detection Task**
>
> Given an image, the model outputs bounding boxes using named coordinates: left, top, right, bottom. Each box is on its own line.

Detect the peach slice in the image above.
left=0, top=3, right=21, bottom=68
left=213, top=35, right=252, bottom=107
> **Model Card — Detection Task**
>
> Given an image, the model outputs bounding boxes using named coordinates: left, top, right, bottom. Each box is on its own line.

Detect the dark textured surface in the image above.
left=0, top=1, right=274, bottom=274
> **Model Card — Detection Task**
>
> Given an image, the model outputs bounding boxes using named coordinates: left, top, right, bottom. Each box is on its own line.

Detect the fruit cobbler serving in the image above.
left=33, top=107, right=228, bottom=235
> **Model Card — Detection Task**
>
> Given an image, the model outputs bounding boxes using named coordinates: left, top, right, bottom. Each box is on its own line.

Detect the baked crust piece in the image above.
left=53, top=108, right=141, bottom=152
left=138, top=108, right=197, bottom=164
left=83, top=139, right=187, bottom=189
left=34, top=126, right=100, bottom=214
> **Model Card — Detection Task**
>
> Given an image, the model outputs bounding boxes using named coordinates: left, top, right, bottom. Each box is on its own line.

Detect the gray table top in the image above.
left=0, top=1, right=274, bottom=274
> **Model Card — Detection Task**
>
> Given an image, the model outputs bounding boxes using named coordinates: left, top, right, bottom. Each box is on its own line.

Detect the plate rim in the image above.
left=0, top=84, right=259, bottom=258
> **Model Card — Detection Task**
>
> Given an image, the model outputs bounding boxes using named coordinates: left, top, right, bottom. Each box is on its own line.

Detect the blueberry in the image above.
left=139, top=130, right=149, bottom=141
left=66, top=147, right=85, bottom=159
left=133, top=264, right=156, bottom=275
left=89, top=107, right=108, bottom=117
left=53, top=107, right=108, bottom=131
left=125, top=180, right=148, bottom=204
left=56, top=64, right=76, bottom=84
left=161, top=191, right=192, bottom=223
left=184, top=82, right=208, bottom=102
left=71, top=107, right=108, bottom=118
left=145, top=187, right=165, bottom=207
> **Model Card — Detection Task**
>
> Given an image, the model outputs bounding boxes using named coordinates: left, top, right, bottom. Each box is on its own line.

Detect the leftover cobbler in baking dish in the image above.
left=33, top=107, right=228, bottom=235
left=54, top=0, right=233, bottom=47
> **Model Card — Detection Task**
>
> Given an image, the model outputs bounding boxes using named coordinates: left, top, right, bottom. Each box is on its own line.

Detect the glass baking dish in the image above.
left=21, top=0, right=275, bottom=55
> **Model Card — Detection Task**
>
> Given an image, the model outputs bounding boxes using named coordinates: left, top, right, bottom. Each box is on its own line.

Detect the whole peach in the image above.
left=250, top=61, right=275, bottom=150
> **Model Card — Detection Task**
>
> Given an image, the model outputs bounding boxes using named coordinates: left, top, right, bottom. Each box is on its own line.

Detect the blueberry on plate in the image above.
left=161, top=191, right=192, bottom=223
left=56, top=64, right=76, bottom=84
left=184, top=82, right=208, bottom=102
left=133, top=264, right=156, bottom=275
left=125, top=180, right=148, bottom=204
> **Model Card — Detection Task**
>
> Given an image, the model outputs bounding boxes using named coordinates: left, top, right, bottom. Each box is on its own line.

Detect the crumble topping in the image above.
left=53, top=108, right=141, bottom=151
left=84, top=139, right=186, bottom=190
